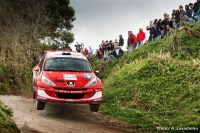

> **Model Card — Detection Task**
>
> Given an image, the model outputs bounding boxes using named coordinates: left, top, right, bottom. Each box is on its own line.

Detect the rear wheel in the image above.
left=89, top=104, right=100, bottom=112
left=36, top=101, right=45, bottom=110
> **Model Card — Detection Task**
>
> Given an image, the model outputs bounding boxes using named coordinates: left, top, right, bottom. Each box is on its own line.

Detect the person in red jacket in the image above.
left=84, top=48, right=89, bottom=56
left=136, top=28, right=146, bottom=49
left=127, top=31, right=137, bottom=53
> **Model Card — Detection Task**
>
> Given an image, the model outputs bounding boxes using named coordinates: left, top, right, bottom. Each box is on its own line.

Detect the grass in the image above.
left=0, top=101, right=20, bottom=133
left=92, top=22, right=200, bottom=132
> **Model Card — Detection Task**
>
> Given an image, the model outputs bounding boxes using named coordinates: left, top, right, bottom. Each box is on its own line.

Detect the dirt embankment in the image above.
left=0, top=95, right=131, bottom=133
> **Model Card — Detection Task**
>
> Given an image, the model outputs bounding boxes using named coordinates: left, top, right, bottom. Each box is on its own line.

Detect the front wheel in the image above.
left=36, top=101, right=45, bottom=110
left=89, top=104, right=100, bottom=112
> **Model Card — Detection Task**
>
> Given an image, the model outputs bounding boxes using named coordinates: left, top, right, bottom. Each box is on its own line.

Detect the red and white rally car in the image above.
left=32, top=50, right=103, bottom=112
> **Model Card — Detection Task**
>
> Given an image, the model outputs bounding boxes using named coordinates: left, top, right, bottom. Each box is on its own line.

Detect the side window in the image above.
left=38, top=54, right=46, bottom=70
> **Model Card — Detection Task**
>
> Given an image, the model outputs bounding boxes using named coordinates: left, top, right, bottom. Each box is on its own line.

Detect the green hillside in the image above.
left=92, top=22, right=200, bottom=132
left=0, top=101, right=20, bottom=133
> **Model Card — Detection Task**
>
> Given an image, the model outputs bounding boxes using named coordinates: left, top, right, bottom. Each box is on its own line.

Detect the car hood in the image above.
left=43, top=71, right=95, bottom=88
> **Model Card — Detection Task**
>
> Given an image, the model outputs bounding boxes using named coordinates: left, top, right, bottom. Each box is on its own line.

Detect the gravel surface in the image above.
left=0, top=95, right=126, bottom=133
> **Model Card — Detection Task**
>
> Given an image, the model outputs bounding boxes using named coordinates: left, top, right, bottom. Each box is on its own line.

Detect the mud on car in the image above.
left=32, top=50, right=103, bottom=112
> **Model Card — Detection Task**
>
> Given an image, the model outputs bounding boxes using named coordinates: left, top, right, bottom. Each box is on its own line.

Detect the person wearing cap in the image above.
left=127, top=31, right=137, bottom=53
left=136, top=28, right=146, bottom=49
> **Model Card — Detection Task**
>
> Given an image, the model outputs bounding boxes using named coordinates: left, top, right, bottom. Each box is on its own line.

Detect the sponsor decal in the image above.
left=37, top=87, right=45, bottom=90
left=37, top=96, right=47, bottom=100
left=94, top=98, right=102, bottom=101
left=66, top=99, right=74, bottom=102
left=56, top=90, right=82, bottom=94
left=84, top=74, right=92, bottom=80
left=63, top=74, right=77, bottom=80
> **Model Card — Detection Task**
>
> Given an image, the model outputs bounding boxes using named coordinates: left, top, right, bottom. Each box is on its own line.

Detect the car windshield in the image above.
left=44, top=57, right=92, bottom=72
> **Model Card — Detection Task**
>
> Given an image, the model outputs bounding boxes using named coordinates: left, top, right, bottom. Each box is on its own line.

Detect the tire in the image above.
left=36, top=101, right=45, bottom=110
left=89, top=104, right=100, bottom=112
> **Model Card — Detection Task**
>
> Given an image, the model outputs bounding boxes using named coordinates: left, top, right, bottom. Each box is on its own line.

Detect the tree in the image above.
left=44, top=0, right=76, bottom=49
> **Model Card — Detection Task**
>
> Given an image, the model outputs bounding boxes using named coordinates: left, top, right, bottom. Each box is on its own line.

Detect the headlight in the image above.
left=42, top=75, right=56, bottom=86
left=85, top=77, right=97, bottom=87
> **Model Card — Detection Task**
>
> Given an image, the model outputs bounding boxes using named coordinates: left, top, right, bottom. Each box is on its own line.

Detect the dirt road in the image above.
left=0, top=95, right=129, bottom=133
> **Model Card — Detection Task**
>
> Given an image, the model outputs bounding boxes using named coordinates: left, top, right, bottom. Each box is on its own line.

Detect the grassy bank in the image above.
left=0, top=101, right=20, bottom=133
left=93, top=22, right=200, bottom=132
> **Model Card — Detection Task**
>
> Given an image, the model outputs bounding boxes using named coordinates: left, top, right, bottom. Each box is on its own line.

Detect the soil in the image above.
left=0, top=95, right=132, bottom=133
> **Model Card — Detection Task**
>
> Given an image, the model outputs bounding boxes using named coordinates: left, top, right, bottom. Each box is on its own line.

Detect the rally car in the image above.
left=32, top=50, right=103, bottom=112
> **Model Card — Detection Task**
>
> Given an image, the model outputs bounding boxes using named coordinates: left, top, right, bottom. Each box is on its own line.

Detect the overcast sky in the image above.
left=69, top=0, right=194, bottom=51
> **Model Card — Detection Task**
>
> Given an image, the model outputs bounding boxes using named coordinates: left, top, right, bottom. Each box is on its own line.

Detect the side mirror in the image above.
left=34, top=67, right=39, bottom=71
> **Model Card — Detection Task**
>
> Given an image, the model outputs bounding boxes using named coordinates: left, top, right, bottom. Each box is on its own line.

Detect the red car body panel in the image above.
left=32, top=50, right=103, bottom=104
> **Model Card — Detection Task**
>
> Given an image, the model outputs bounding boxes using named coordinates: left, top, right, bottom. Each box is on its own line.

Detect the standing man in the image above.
left=150, top=21, right=158, bottom=42
left=193, top=0, right=200, bottom=15
left=119, top=34, right=124, bottom=50
left=127, top=31, right=137, bottom=53
left=88, top=46, right=93, bottom=57
left=136, top=28, right=146, bottom=49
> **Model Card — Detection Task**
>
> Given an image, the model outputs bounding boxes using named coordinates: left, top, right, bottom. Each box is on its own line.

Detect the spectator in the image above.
left=179, top=5, right=186, bottom=20
left=81, top=43, right=84, bottom=52
left=95, top=49, right=101, bottom=59
left=136, top=28, right=146, bottom=49
left=194, top=5, right=200, bottom=22
left=158, top=19, right=163, bottom=38
left=102, top=41, right=108, bottom=60
left=183, top=15, right=195, bottom=23
left=99, top=44, right=102, bottom=53
left=189, top=3, right=194, bottom=16
left=146, top=25, right=152, bottom=42
left=175, top=10, right=180, bottom=29
left=171, top=10, right=176, bottom=30
left=119, top=35, right=124, bottom=50
left=127, top=31, right=137, bottom=53
left=88, top=46, right=93, bottom=56
left=193, top=0, right=200, bottom=14
left=107, top=40, right=114, bottom=51
left=108, top=50, right=116, bottom=60
left=113, top=39, right=119, bottom=56
left=83, top=48, right=88, bottom=55
left=155, top=19, right=162, bottom=39
left=161, top=13, right=168, bottom=38
left=166, top=25, right=174, bottom=36
left=74, top=42, right=82, bottom=52
left=185, top=5, right=192, bottom=18
left=150, top=21, right=158, bottom=42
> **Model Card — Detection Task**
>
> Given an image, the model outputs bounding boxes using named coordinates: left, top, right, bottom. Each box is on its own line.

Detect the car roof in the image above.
left=44, top=50, right=87, bottom=60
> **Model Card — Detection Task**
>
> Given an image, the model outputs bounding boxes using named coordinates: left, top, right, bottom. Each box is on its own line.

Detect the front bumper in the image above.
left=36, top=89, right=103, bottom=103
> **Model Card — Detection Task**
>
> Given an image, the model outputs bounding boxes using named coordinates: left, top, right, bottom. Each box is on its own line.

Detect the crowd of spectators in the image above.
left=74, top=0, right=200, bottom=62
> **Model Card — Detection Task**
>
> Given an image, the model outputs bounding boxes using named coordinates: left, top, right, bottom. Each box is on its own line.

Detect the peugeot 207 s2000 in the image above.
left=32, top=50, right=103, bottom=112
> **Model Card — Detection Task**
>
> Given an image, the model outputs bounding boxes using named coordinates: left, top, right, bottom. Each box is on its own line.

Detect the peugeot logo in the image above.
left=67, top=82, right=75, bottom=86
